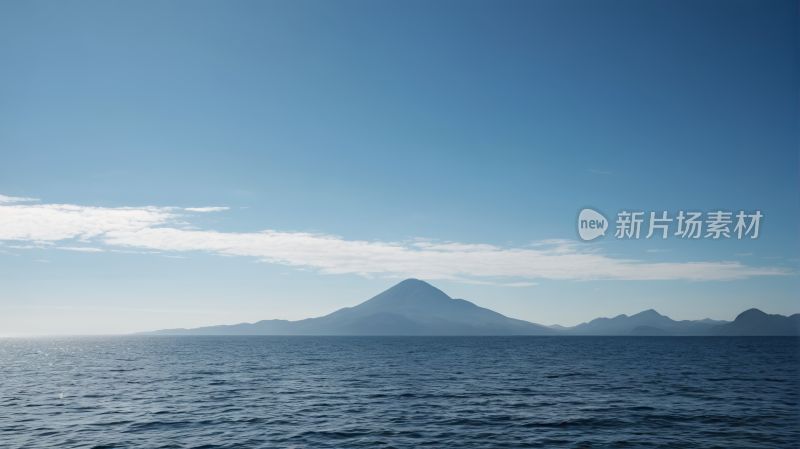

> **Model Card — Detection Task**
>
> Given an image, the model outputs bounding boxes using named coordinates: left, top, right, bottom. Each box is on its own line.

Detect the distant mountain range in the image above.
left=136, top=279, right=800, bottom=337
left=552, top=307, right=799, bottom=336
left=548, top=309, right=731, bottom=336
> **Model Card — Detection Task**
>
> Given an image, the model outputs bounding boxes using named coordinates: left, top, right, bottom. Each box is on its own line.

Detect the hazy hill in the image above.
left=702, top=309, right=800, bottom=336
left=561, top=309, right=726, bottom=336
left=136, top=279, right=558, bottom=336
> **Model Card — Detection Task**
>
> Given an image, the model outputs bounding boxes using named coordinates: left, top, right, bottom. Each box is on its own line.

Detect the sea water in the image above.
left=1, top=336, right=798, bottom=448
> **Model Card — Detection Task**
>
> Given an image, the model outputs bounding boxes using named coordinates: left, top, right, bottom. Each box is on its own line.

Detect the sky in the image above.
left=0, top=0, right=798, bottom=335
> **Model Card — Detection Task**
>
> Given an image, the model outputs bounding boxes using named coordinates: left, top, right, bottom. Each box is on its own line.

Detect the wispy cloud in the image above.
left=101, top=228, right=788, bottom=282
left=0, top=194, right=40, bottom=203
left=413, top=242, right=501, bottom=252
left=110, top=249, right=162, bottom=254
left=646, top=249, right=672, bottom=253
left=36, top=260, right=49, bottom=263
left=185, top=207, right=229, bottom=212
left=735, top=253, right=753, bottom=256
left=7, top=245, right=105, bottom=252
left=0, top=204, right=177, bottom=241
left=502, top=282, right=539, bottom=287
left=525, top=239, right=574, bottom=247
left=0, top=197, right=792, bottom=283
left=589, top=169, right=611, bottom=174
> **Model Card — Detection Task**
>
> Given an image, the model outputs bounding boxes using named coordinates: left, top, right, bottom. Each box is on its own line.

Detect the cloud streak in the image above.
left=0, top=198, right=791, bottom=283
left=100, top=228, right=787, bottom=282
left=56, top=247, right=105, bottom=252
left=0, top=204, right=176, bottom=241
left=185, top=207, right=230, bottom=212
left=0, top=194, right=40, bottom=203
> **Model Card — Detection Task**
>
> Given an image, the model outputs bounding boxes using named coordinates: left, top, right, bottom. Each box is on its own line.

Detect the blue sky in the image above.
left=1, top=0, right=797, bottom=335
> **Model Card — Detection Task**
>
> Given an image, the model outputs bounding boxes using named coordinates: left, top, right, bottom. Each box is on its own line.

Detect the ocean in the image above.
left=1, top=336, right=798, bottom=448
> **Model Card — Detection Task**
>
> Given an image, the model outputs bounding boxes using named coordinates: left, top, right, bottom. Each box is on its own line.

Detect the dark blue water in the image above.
left=1, top=336, right=798, bottom=448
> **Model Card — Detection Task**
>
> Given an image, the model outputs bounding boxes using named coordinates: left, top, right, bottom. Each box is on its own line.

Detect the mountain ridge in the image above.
left=559, top=309, right=730, bottom=336
left=135, top=279, right=797, bottom=336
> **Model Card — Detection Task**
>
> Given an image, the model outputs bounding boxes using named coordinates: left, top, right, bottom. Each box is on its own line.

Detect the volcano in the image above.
left=138, top=279, right=558, bottom=336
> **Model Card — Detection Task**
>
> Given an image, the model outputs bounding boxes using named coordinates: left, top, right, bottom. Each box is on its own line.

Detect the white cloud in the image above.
left=646, top=249, right=672, bottom=253
left=7, top=244, right=105, bottom=252
left=184, top=207, right=229, bottom=212
left=0, top=198, right=792, bottom=283
left=110, top=249, right=162, bottom=254
left=412, top=242, right=500, bottom=252
left=36, top=260, right=49, bottom=263
left=0, top=204, right=177, bottom=241
left=735, top=253, right=753, bottom=256
left=163, top=255, right=186, bottom=259
left=502, top=282, right=539, bottom=287
left=101, top=227, right=789, bottom=282
left=0, top=195, right=40, bottom=203
left=525, top=239, right=575, bottom=247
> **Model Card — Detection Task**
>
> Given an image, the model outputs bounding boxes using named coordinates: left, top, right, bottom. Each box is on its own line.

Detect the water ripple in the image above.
left=1, top=336, right=798, bottom=448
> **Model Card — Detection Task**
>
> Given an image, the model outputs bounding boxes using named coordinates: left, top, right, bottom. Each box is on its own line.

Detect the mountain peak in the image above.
left=637, top=309, right=662, bottom=316
left=361, top=278, right=452, bottom=310
left=396, top=278, right=429, bottom=287
left=703, top=308, right=798, bottom=336
left=737, top=308, right=766, bottom=320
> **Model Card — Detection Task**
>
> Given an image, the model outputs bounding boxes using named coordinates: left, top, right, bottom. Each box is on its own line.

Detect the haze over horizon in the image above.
left=1, top=0, right=797, bottom=335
